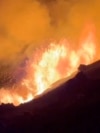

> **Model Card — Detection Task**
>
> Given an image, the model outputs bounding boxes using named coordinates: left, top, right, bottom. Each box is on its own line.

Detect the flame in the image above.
left=0, top=24, right=97, bottom=106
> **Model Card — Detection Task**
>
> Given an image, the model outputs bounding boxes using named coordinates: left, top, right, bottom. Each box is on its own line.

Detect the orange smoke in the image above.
left=0, top=25, right=97, bottom=106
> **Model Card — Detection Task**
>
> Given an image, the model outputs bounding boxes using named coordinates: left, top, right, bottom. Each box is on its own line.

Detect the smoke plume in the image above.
left=0, top=0, right=100, bottom=78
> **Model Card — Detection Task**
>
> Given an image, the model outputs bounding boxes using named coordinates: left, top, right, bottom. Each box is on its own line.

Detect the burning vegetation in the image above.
left=0, top=24, right=97, bottom=106
left=1, top=0, right=100, bottom=106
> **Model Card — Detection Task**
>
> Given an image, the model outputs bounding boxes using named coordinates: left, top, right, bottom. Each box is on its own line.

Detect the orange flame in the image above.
left=0, top=24, right=97, bottom=106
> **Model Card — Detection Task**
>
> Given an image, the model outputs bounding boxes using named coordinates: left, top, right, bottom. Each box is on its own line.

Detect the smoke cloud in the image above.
left=0, top=0, right=100, bottom=66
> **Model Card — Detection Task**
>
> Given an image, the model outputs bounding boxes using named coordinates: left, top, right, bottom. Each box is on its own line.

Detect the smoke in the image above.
left=0, top=0, right=100, bottom=70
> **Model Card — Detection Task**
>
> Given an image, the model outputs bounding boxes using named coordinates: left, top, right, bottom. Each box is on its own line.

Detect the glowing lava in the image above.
left=0, top=24, right=97, bottom=106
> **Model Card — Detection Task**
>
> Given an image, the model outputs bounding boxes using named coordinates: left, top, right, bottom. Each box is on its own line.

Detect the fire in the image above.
left=0, top=24, right=97, bottom=106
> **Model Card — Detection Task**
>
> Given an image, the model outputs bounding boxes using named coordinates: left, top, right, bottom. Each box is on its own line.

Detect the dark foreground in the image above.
left=0, top=61, right=100, bottom=133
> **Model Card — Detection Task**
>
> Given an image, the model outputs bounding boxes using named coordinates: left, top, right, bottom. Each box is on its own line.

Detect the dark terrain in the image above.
left=0, top=61, right=100, bottom=133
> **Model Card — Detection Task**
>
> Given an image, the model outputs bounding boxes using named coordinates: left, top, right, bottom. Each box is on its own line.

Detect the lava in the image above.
left=0, top=24, right=97, bottom=106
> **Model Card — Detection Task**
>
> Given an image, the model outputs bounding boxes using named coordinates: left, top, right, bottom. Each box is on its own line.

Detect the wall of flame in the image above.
left=0, top=26, right=97, bottom=105
left=0, top=0, right=100, bottom=105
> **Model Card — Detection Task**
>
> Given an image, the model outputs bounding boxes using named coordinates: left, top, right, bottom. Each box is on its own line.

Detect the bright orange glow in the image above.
left=0, top=25, right=97, bottom=106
